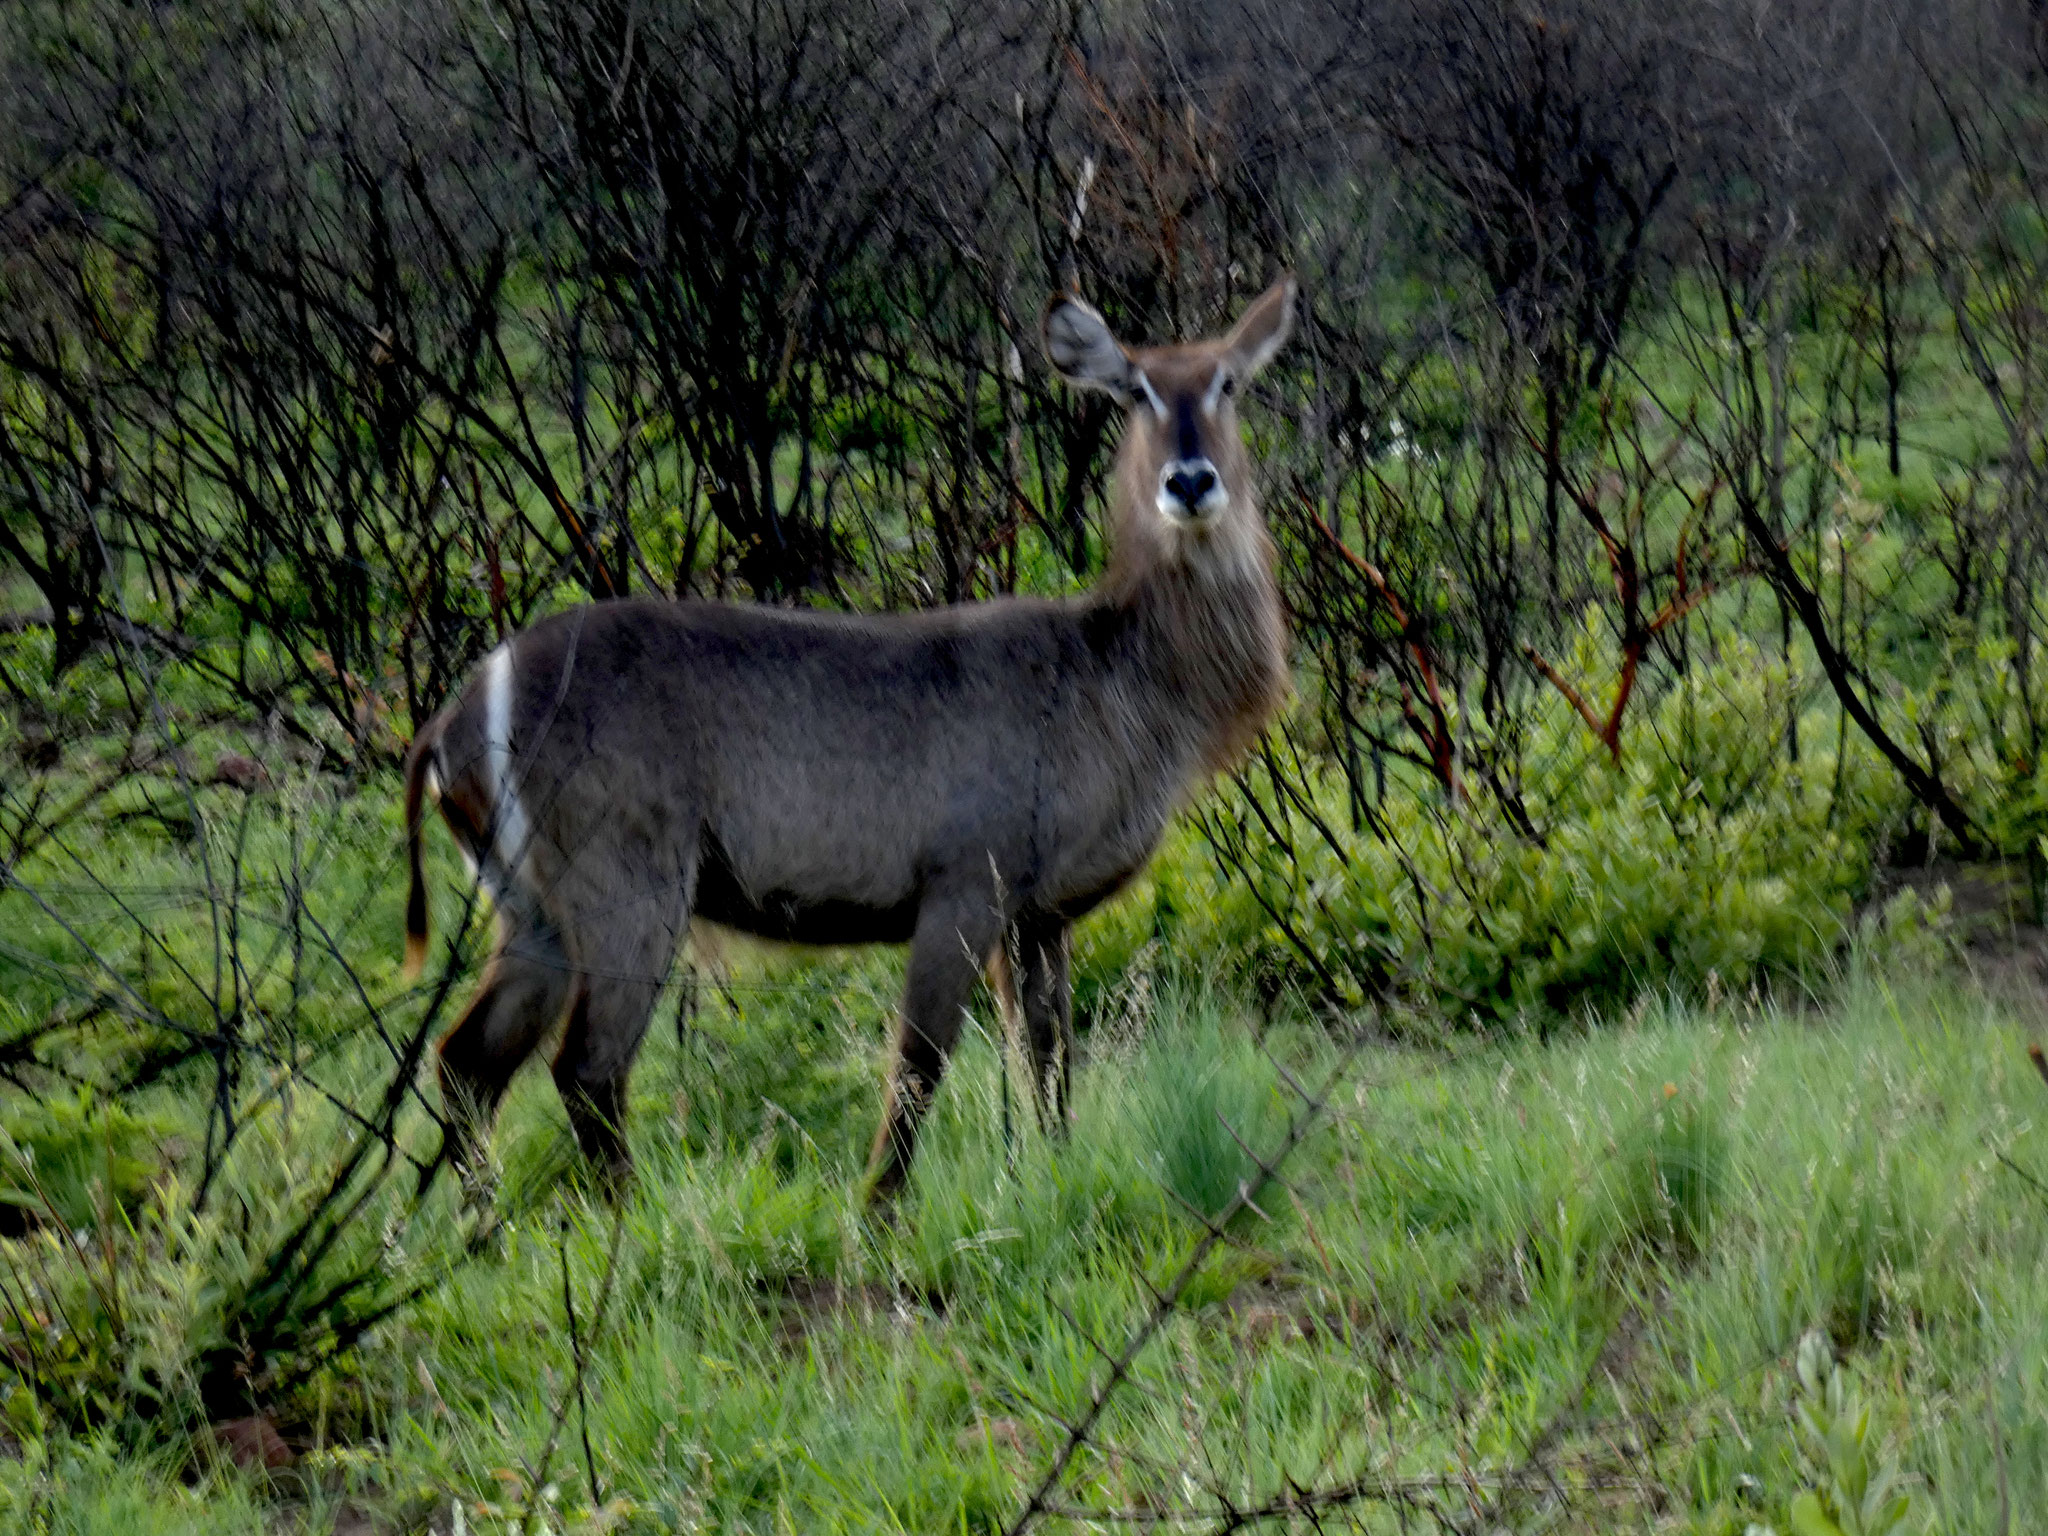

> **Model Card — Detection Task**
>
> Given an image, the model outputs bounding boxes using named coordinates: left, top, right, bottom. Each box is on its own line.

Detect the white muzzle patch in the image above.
left=1157, top=458, right=1227, bottom=522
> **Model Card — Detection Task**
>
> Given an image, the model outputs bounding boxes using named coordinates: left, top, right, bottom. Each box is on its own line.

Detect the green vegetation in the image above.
left=1, top=180, right=2041, bottom=1530
left=0, top=695, right=2035, bottom=1531
left=10, top=1, right=2048, bottom=1528
left=1086, top=638, right=1931, bottom=1024
left=3, top=909, right=2043, bottom=1533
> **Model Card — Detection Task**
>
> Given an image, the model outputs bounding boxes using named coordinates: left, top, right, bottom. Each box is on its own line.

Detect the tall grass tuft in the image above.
left=1804, top=1153, right=1910, bottom=1350
left=1604, top=1084, right=1729, bottom=1263
left=1128, top=997, right=1286, bottom=1223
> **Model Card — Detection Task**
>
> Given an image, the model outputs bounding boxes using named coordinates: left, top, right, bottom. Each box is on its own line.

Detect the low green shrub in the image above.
left=0, top=1072, right=453, bottom=1444
left=1078, top=637, right=1910, bottom=1027
left=1770, top=1329, right=1915, bottom=1536
left=0, top=1091, right=165, bottom=1234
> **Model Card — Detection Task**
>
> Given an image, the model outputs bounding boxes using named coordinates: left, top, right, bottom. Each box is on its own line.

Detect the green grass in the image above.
left=4, top=942, right=2044, bottom=1534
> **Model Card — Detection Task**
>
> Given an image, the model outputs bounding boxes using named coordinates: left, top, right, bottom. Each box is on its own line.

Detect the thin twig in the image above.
left=563, top=1212, right=602, bottom=1510
left=523, top=1200, right=629, bottom=1523
left=1005, top=1031, right=1367, bottom=1536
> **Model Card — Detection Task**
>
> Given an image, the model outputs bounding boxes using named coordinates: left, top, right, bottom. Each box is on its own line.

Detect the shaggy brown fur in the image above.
left=402, top=279, right=1296, bottom=1199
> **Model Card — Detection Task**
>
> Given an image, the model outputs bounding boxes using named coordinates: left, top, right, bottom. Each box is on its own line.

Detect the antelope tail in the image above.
left=402, top=724, right=439, bottom=979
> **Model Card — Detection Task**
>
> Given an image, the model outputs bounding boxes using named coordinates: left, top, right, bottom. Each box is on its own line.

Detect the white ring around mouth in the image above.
left=1156, top=490, right=1229, bottom=522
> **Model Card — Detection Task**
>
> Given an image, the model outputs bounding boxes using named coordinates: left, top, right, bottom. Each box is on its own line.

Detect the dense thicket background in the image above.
left=10, top=0, right=2048, bottom=996
left=5, top=1, right=2048, bottom=1530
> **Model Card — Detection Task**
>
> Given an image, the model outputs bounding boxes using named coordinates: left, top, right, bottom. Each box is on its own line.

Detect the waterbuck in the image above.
left=401, top=277, right=1295, bottom=1200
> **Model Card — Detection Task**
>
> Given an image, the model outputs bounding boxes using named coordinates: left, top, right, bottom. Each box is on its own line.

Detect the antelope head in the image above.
left=1043, top=277, right=1295, bottom=572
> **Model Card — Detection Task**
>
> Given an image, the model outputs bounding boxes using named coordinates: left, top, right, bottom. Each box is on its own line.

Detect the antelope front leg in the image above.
left=866, top=889, right=1003, bottom=1204
left=1014, top=915, right=1074, bottom=1133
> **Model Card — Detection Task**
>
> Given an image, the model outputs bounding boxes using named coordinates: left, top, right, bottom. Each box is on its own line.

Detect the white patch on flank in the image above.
left=1136, top=371, right=1168, bottom=421
left=483, top=643, right=529, bottom=883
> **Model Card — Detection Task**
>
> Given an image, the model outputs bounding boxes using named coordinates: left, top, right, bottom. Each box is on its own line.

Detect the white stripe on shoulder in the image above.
left=483, top=642, right=530, bottom=878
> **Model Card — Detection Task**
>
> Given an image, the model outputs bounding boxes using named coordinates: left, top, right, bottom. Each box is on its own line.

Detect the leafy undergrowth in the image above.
left=1, top=955, right=2044, bottom=1534
left=1077, top=639, right=1941, bottom=1029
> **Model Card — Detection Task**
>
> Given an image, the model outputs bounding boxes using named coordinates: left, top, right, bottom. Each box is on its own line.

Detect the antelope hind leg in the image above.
left=430, top=924, right=574, bottom=1199
left=551, top=973, right=662, bottom=1193
left=549, top=881, right=687, bottom=1194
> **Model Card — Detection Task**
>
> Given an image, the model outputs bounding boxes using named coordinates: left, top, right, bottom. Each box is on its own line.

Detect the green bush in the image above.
left=1776, top=1329, right=1914, bottom=1536
left=1079, top=638, right=1910, bottom=1027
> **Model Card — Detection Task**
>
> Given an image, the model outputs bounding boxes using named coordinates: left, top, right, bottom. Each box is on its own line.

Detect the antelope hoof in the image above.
left=863, top=1154, right=910, bottom=1211
left=586, top=1152, right=635, bottom=1205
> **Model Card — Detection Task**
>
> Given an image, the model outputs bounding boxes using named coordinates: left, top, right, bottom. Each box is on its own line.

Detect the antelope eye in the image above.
left=1220, top=374, right=1237, bottom=396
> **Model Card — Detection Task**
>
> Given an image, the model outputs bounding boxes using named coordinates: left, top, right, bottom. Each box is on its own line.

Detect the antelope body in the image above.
left=402, top=279, right=1295, bottom=1198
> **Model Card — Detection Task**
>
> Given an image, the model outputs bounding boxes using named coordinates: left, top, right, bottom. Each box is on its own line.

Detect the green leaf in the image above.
left=1797, top=1401, right=1829, bottom=1446
left=1863, top=1489, right=1911, bottom=1536
left=1789, top=1491, right=1847, bottom=1536
left=1830, top=1418, right=1868, bottom=1505
left=1857, top=1465, right=1898, bottom=1525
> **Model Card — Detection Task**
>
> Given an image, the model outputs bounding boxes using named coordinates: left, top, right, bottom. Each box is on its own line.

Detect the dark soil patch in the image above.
left=1870, top=859, right=2048, bottom=1017
left=768, top=1275, right=925, bottom=1348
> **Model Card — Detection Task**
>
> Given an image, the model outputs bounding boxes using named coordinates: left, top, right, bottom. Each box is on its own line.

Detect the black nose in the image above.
left=1165, top=465, right=1218, bottom=511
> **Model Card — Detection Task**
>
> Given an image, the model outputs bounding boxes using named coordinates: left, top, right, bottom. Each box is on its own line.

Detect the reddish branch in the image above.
left=1520, top=438, right=1721, bottom=764
left=1310, top=507, right=1464, bottom=802
left=1068, top=50, right=1205, bottom=277
left=1520, top=643, right=1605, bottom=741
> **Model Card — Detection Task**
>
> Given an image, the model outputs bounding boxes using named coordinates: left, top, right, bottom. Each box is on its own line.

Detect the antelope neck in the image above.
left=1090, top=538, right=1287, bottom=766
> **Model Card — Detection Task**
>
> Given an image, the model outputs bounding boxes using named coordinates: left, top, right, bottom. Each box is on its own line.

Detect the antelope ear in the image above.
left=1223, top=276, right=1297, bottom=379
left=1043, top=294, right=1141, bottom=399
